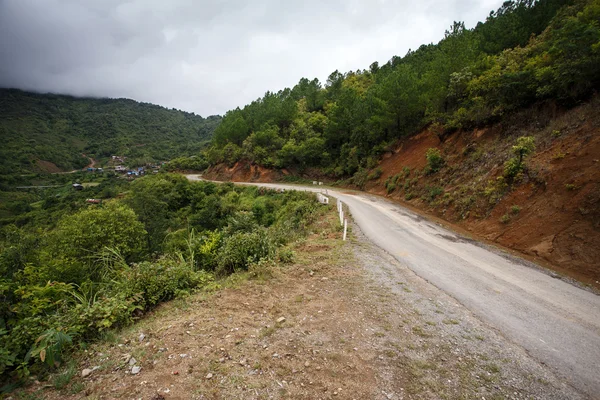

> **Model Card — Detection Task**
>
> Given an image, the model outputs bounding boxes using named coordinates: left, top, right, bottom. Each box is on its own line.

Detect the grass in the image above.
left=52, top=363, right=77, bottom=390
left=442, top=318, right=460, bottom=325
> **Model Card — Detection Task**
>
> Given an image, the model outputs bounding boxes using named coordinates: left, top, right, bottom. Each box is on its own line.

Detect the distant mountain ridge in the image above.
left=0, top=89, right=221, bottom=175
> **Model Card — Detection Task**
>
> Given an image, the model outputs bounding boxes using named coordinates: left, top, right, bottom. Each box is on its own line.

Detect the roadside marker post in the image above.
left=343, top=219, right=347, bottom=241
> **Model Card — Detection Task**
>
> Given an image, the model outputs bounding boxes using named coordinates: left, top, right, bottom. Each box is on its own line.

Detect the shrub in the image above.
left=118, top=257, right=214, bottom=309
left=504, top=136, right=535, bottom=180
left=367, top=167, right=383, bottom=180
left=277, top=247, right=295, bottom=264
left=425, top=186, right=444, bottom=202
left=216, top=228, right=276, bottom=276
left=499, top=214, right=511, bottom=224
left=510, top=205, right=521, bottom=215
left=425, top=148, right=445, bottom=174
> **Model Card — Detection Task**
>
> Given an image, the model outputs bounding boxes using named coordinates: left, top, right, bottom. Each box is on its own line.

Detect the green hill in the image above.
left=206, top=0, right=599, bottom=176
left=0, top=89, right=221, bottom=175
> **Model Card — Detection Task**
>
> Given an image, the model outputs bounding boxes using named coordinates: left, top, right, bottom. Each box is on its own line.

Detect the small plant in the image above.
left=552, top=152, right=566, bottom=160
left=565, top=183, right=579, bottom=191
left=425, top=186, right=444, bottom=202
left=503, top=136, right=535, bottom=180
left=367, top=167, right=383, bottom=180
left=425, top=148, right=445, bottom=174
left=510, top=205, right=521, bottom=215
left=552, top=129, right=561, bottom=137
left=26, top=329, right=73, bottom=368
left=405, top=192, right=415, bottom=201
left=53, top=363, right=77, bottom=390
left=499, top=214, right=511, bottom=224
left=277, top=247, right=295, bottom=264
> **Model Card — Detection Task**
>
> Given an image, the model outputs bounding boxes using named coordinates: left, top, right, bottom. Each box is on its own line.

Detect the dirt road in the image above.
left=187, top=176, right=600, bottom=399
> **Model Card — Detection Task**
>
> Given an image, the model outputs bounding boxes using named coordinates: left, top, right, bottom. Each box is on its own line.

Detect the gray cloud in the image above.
left=0, top=0, right=502, bottom=116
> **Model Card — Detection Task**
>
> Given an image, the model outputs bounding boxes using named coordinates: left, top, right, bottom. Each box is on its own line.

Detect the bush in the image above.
left=216, top=228, right=276, bottom=276
left=367, top=167, right=383, bottom=180
left=118, top=258, right=213, bottom=309
left=425, top=148, right=445, bottom=174
left=425, top=186, right=444, bottom=202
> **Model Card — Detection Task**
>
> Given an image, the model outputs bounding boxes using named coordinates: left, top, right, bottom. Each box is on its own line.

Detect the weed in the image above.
left=69, top=382, right=85, bottom=394
left=551, top=129, right=561, bottom=137
left=442, top=319, right=460, bottom=325
left=499, top=214, right=511, bottom=224
left=485, top=363, right=501, bottom=374
left=412, top=326, right=432, bottom=338
left=510, top=205, right=521, bottom=215
left=53, top=363, right=76, bottom=389
left=425, top=186, right=444, bottom=202
left=552, top=152, right=566, bottom=160
left=367, top=167, right=383, bottom=180
left=565, top=183, right=579, bottom=191
left=425, top=148, right=445, bottom=174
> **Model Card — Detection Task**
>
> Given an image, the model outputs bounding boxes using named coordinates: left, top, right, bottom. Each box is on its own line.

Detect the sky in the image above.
left=0, top=0, right=503, bottom=117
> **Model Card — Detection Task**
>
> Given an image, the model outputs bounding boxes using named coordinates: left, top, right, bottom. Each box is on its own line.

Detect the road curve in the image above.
left=186, top=176, right=600, bottom=398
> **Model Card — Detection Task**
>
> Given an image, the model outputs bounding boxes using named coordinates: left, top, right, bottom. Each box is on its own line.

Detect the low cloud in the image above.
left=0, top=0, right=502, bottom=116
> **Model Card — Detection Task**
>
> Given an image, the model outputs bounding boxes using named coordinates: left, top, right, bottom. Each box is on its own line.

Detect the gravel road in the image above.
left=186, top=176, right=600, bottom=398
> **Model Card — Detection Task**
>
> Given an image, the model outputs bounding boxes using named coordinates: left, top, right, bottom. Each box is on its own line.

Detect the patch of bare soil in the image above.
left=29, top=208, right=582, bottom=400
left=34, top=160, right=62, bottom=173
left=204, top=161, right=284, bottom=183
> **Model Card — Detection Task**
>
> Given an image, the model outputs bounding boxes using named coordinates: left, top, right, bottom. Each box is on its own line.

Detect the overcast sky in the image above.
left=0, top=0, right=503, bottom=116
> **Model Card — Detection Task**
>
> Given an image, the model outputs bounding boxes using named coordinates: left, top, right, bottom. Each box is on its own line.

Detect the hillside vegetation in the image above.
left=0, top=89, right=221, bottom=176
left=0, top=173, right=322, bottom=386
left=205, top=0, right=599, bottom=176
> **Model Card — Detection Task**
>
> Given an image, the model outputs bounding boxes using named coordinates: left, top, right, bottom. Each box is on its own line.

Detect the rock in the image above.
left=131, top=366, right=141, bottom=375
left=206, top=373, right=213, bottom=379
left=304, top=361, right=310, bottom=367
left=277, top=317, right=286, bottom=323
left=139, top=333, right=146, bottom=342
left=81, top=368, right=94, bottom=377
left=129, top=357, right=137, bottom=366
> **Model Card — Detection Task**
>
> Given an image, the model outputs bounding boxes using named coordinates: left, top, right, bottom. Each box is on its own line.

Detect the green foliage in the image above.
left=503, top=136, right=536, bottom=179
left=0, top=89, right=220, bottom=175
left=367, top=168, right=383, bottom=180
left=425, top=186, right=444, bottom=202
left=26, top=329, right=72, bottom=368
left=164, top=156, right=209, bottom=172
left=206, top=0, right=596, bottom=178
left=216, top=229, right=276, bottom=276
left=118, top=258, right=213, bottom=309
left=0, top=174, right=322, bottom=382
left=499, top=214, right=511, bottom=224
left=425, top=148, right=445, bottom=174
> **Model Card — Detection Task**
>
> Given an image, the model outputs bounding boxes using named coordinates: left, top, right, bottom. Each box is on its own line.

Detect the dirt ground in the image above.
left=23, top=206, right=585, bottom=400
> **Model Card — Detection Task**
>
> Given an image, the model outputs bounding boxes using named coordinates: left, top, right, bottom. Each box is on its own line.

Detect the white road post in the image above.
left=343, top=218, right=347, bottom=241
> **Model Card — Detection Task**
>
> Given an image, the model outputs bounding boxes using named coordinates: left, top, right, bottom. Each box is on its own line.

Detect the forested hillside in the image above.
left=206, top=0, right=599, bottom=176
left=0, top=89, right=221, bottom=175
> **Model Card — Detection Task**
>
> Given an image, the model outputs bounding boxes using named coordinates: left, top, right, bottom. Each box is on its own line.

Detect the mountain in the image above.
left=0, top=89, right=221, bottom=175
